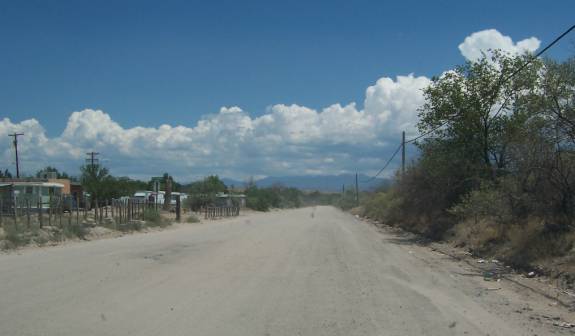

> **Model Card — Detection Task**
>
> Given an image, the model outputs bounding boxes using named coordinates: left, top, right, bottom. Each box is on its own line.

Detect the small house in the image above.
left=0, top=178, right=64, bottom=209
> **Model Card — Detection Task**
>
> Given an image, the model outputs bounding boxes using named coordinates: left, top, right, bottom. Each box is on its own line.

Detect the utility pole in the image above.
left=85, top=152, right=99, bottom=167
left=8, top=133, right=23, bottom=178
left=402, top=131, right=406, bottom=176
left=355, top=172, right=359, bottom=206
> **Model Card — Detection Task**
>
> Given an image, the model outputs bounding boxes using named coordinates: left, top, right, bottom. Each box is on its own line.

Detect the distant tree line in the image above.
left=7, top=165, right=340, bottom=213
left=0, top=169, right=12, bottom=178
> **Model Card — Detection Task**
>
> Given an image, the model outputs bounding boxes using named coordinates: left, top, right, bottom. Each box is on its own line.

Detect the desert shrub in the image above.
left=186, top=195, right=214, bottom=212
left=186, top=214, right=200, bottom=223
left=452, top=218, right=503, bottom=253
left=507, top=141, right=575, bottom=228
left=504, top=219, right=575, bottom=268
left=34, top=234, right=49, bottom=246
left=381, top=161, right=463, bottom=239
left=301, top=191, right=341, bottom=206
left=276, top=186, right=302, bottom=208
left=337, top=190, right=358, bottom=210
left=246, top=195, right=270, bottom=211
left=362, top=190, right=403, bottom=224
left=449, top=183, right=513, bottom=225
left=63, top=222, right=88, bottom=239
left=142, top=208, right=169, bottom=227
left=143, top=208, right=161, bottom=223
left=245, top=186, right=281, bottom=211
left=2, top=223, right=28, bottom=248
left=119, top=221, right=143, bottom=231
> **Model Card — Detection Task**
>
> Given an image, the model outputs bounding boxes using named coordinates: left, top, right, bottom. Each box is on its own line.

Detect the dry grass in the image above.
left=503, top=219, right=575, bottom=269
left=452, top=218, right=503, bottom=253
left=452, top=216, right=575, bottom=271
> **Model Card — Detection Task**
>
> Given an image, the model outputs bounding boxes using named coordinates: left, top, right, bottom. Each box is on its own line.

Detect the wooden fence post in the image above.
left=26, top=199, right=31, bottom=228
left=48, top=196, right=52, bottom=226
left=38, top=200, right=43, bottom=228
left=175, top=195, right=181, bottom=222
left=99, top=203, right=103, bottom=224
left=13, top=197, right=17, bottom=228
left=58, top=197, right=62, bottom=228
left=68, top=198, right=72, bottom=228
left=76, top=196, right=80, bottom=226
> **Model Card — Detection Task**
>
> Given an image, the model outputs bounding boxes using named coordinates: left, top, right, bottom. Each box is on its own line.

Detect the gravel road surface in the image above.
left=0, top=206, right=570, bottom=335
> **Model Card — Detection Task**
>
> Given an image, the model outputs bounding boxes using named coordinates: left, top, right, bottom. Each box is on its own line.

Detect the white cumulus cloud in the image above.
left=458, top=29, right=540, bottom=62
left=1, top=29, right=541, bottom=181
left=0, top=75, right=430, bottom=180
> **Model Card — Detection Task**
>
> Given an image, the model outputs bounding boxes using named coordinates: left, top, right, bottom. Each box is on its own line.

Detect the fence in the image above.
left=203, top=206, right=240, bottom=219
left=0, top=195, right=182, bottom=230
left=0, top=194, right=89, bottom=229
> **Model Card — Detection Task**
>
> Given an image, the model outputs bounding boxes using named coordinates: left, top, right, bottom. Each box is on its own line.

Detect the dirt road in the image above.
left=0, top=206, right=572, bottom=335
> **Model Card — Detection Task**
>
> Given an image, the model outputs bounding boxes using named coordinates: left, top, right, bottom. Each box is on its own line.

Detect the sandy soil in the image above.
left=0, top=206, right=573, bottom=335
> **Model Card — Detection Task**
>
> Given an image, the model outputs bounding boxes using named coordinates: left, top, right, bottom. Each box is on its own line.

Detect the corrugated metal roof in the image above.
left=9, top=182, right=64, bottom=188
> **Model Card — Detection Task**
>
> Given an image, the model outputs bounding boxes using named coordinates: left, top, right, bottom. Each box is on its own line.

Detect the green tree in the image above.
left=183, top=175, right=228, bottom=210
left=377, top=51, right=546, bottom=237
left=504, top=56, right=575, bottom=223
left=80, top=165, right=113, bottom=203
left=109, top=176, right=148, bottom=198
left=529, top=57, right=575, bottom=145
left=419, top=51, right=543, bottom=175
left=35, top=166, right=70, bottom=179
left=185, top=175, right=227, bottom=195
left=245, top=186, right=280, bottom=211
left=163, top=173, right=173, bottom=211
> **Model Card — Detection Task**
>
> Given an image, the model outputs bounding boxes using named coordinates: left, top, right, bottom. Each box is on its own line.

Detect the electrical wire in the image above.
left=360, top=143, right=403, bottom=183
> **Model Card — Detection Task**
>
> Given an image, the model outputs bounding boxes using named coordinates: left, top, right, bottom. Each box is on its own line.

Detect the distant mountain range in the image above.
left=221, top=174, right=390, bottom=192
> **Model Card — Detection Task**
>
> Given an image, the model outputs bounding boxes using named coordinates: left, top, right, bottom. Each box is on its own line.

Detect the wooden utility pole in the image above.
left=85, top=152, right=99, bottom=167
left=8, top=133, right=23, bottom=178
left=355, top=173, right=359, bottom=206
left=402, top=131, right=406, bottom=176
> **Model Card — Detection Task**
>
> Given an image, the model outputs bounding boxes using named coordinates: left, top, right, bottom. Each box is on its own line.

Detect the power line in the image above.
left=408, top=24, right=575, bottom=145
left=361, top=23, right=575, bottom=182
left=355, top=172, right=359, bottom=206
left=361, top=143, right=403, bottom=183
left=504, top=24, right=575, bottom=84
left=490, top=23, right=575, bottom=120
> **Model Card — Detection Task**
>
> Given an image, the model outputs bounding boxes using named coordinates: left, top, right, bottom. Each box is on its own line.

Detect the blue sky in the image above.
left=1, top=0, right=574, bottom=180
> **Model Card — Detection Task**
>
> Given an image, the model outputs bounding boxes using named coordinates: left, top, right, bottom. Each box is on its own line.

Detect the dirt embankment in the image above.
left=353, top=208, right=575, bottom=313
left=0, top=208, right=248, bottom=252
